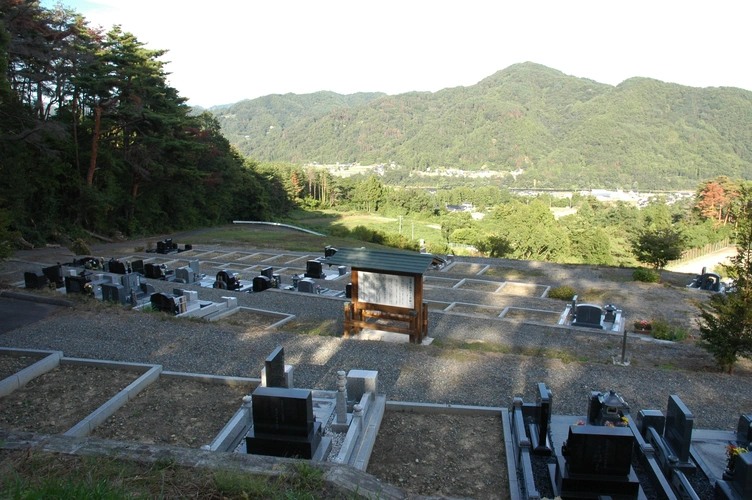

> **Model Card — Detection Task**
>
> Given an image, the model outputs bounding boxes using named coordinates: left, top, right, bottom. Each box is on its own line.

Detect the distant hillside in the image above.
left=212, top=63, right=752, bottom=189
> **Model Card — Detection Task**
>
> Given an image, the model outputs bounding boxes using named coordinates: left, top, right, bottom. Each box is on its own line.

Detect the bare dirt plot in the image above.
left=502, top=308, right=562, bottom=324
left=457, top=279, right=503, bottom=293
left=449, top=304, right=504, bottom=317
left=368, top=412, right=507, bottom=500
left=0, top=355, right=38, bottom=381
left=91, top=377, right=251, bottom=448
left=446, top=263, right=487, bottom=275
left=0, top=364, right=140, bottom=434
left=499, top=283, right=548, bottom=297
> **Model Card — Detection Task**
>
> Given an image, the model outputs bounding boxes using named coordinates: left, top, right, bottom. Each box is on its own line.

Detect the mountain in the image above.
left=211, top=63, right=752, bottom=189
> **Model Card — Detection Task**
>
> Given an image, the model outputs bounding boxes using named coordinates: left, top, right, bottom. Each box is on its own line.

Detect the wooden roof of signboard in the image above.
left=323, top=247, right=435, bottom=275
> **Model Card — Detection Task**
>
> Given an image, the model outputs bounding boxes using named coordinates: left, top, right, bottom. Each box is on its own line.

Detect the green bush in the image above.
left=650, top=319, right=689, bottom=341
left=632, top=267, right=659, bottom=283
left=548, top=285, right=576, bottom=300
left=69, top=238, right=91, bottom=256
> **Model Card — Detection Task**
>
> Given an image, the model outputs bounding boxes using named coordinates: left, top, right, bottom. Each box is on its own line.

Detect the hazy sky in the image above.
left=41, top=0, right=752, bottom=108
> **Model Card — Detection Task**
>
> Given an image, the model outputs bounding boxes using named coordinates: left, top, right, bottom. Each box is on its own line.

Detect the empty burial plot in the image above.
left=501, top=308, right=562, bottom=324
left=0, top=355, right=38, bottom=381
left=456, top=279, right=504, bottom=293
left=91, top=377, right=250, bottom=448
left=443, top=262, right=487, bottom=275
left=498, top=282, right=549, bottom=297
left=190, top=251, right=230, bottom=260
left=258, top=254, right=298, bottom=265
left=447, top=303, right=504, bottom=317
left=0, top=365, right=140, bottom=434
left=233, top=252, right=278, bottom=264
left=481, top=266, right=546, bottom=280
left=217, top=308, right=293, bottom=329
left=424, top=277, right=462, bottom=288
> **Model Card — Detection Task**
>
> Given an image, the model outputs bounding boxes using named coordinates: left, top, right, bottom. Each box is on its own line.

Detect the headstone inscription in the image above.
left=245, top=386, right=322, bottom=459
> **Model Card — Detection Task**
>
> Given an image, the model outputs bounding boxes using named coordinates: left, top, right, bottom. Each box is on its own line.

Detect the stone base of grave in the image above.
left=246, top=421, right=325, bottom=460
left=551, top=457, right=643, bottom=499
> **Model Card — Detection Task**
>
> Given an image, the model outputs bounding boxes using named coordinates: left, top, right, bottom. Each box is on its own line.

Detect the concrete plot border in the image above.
left=0, top=348, right=63, bottom=397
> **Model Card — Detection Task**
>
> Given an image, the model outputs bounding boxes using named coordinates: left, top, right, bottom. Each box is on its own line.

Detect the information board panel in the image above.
left=358, top=271, right=414, bottom=309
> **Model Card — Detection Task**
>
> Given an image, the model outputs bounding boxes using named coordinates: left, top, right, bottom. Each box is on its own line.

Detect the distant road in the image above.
left=665, top=247, right=737, bottom=274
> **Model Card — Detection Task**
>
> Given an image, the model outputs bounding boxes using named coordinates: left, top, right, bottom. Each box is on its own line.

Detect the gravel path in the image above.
left=1, top=247, right=750, bottom=434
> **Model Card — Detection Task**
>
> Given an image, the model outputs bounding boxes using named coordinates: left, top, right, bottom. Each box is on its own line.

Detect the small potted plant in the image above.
left=633, top=319, right=652, bottom=333
left=724, top=444, right=749, bottom=479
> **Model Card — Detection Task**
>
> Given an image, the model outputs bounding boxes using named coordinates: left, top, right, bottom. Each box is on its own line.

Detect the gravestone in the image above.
left=261, top=266, right=273, bottom=279
left=731, top=451, right=752, bottom=497
left=346, top=369, right=378, bottom=403
left=131, top=260, right=145, bottom=275
left=664, top=395, right=694, bottom=465
left=603, top=304, right=617, bottom=323
left=150, top=292, right=186, bottom=315
left=188, top=259, right=200, bottom=276
left=107, top=258, right=127, bottom=274
left=324, top=246, right=338, bottom=258
left=102, top=283, right=126, bottom=304
left=24, top=271, right=48, bottom=289
left=246, top=386, right=322, bottom=459
left=265, top=346, right=286, bottom=388
left=298, top=278, right=316, bottom=293
left=738, top=414, right=752, bottom=443
left=346, top=282, right=352, bottom=299
left=532, top=382, right=553, bottom=455
left=175, top=266, right=194, bottom=284
left=338, top=265, right=347, bottom=276
left=214, top=270, right=240, bottom=290
left=64, top=274, right=91, bottom=294
left=304, top=260, right=324, bottom=279
left=156, top=238, right=178, bottom=254
left=572, top=304, right=603, bottom=329
left=144, top=263, right=165, bottom=279
left=253, top=275, right=270, bottom=292
left=42, top=264, right=65, bottom=288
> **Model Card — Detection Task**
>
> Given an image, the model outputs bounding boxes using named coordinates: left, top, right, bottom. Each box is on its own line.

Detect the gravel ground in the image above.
left=1, top=247, right=750, bottom=434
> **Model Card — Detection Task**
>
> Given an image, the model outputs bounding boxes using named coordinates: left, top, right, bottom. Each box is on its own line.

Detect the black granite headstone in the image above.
left=265, top=346, right=285, bottom=388
left=246, top=386, right=321, bottom=459
left=64, top=274, right=91, bottom=294
left=144, top=263, right=165, bottom=279
left=131, top=259, right=145, bottom=275
left=738, top=414, right=752, bottom=443
left=304, top=260, right=323, bottom=279
left=24, top=271, right=48, bottom=289
left=324, top=246, right=338, bottom=258
left=150, top=292, right=180, bottom=314
left=535, top=382, right=553, bottom=454
left=562, top=425, right=634, bottom=476
left=42, top=264, right=64, bottom=288
left=261, top=266, right=273, bottom=279
left=665, top=395, right=693, bottom=463
left=346, top=282, right=352, bottom=299
left=572, top=304, right=603, bottom=329
left=107, top=259, right=127, bottom=274
left=732, top=451, right=752, bottom=497
left=253, top=275, right=270, bottom=293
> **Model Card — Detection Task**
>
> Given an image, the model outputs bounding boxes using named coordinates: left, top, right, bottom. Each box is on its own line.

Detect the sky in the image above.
left=41, top=0, right=752, bottom=109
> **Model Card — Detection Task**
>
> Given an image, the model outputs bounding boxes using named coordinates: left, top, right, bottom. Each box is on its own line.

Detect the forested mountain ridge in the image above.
left=213, top=63, right=752, bottom=190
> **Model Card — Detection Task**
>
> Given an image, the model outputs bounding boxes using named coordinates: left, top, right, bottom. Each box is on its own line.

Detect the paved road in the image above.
left=0, top=297, right=67, bottom=335
left=665, top=247, right=737, bottom=274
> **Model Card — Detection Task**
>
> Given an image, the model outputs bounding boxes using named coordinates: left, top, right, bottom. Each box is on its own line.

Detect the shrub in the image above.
left=650, top=319, right=689, bottom=341
left=548, top=285, right=576, bottom=300
left=632, top=267, right=659, bottom=283
left=633, top=319, right=652, bottom=331
left=69, top=238, right=91, bottom=256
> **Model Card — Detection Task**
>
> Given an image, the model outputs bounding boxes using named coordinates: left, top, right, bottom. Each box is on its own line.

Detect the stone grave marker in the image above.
left=261, top=266, right=273, bottom=279
left=102, top=283, right=126, bottom=304
left=42, top=264, right=64, bottom=288
left=246, top=386, right=322, bottom=459
left=264, top=346, right=286, bottom=388
left=24, top=271, right=48, bottom=289
left=107, top=258, right=127, bottom=274
left=572, top=304, right=603, bottom=329
left=664, top=395, right=694, bottom=466
left=304, top=260, right=324, bottom=279
left=252, top=275, right=270, bottom=292
left=298, top=278, right=316, bottom=293
left=131, top=259, right=145, bottom=275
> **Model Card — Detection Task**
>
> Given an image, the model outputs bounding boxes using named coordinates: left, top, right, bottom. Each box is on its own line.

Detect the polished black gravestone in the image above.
left=64, top=273, right=91, bottom=294
left=24, top=271, right=48, bottom=289
left=265, top=346, right=286, bottom=388
left=556, top=425, right=640, bottom=497
left=253, top=275, right=270, bottom=293
left=42, top=264, right=65, bottom=288
left=245, top=386, right=321, bottom=459
left=106, top=258, right=127, bottom=274
left=261, top=266, right=273, bottom=279
left=304, top=260, right=324, bottom=279
left=572, top=304, right=603, bottom=329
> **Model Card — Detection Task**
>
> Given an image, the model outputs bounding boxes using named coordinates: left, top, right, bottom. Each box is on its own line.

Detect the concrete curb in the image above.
left=0, top=351, right=62, bottom=397
left=64, top=365, right=162, bottom=438
left=386, top=400, right=505, bottom=416
left=160, top=370, right=260, bottom=387
left=0, top=290, right=75, bottom=308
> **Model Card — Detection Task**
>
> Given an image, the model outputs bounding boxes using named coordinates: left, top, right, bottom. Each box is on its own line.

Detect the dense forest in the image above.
left=215, top=64, right=752, bottom=190
left=0, top=1, right=289, bottom=250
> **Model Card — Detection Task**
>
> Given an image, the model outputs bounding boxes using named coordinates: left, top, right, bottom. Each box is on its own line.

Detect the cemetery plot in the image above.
left=501, top=307, right=562, bottom=324
left=423, top=276, right=461, bottom=288
left=368, top=412, right=507, bottom=499
left=259, top=254, right=298, bottom=265
left=456, top=279, right=504, bottom=293
left=481, top=266, right=547, bottom=280
left=0, top=355, right=38, bottom=381
left=234, top=253, right=278, bottom=264
left=283, top=255, right=313, bottom=265
left=499, top=282, right=549, bottom=297
left=0, top=365, right=140, bottom=434
left=189, top=251, right=230, bottom=261
left=216, top=308, right=292, bottom=329
left=442, top=262, right=487, bottom=275
left=424, top=301, right=451, bottom=310
left=447, top=302, right=504, bottom=317
left=91, top=377, right=250, bottom=448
